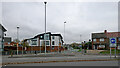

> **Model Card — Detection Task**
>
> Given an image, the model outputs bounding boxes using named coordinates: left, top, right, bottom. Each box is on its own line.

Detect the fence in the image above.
left=3, top=46, right=64, bottom=55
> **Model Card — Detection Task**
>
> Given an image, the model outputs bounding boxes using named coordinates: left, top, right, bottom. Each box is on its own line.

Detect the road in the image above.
left=2, top=53, right=118, bottom=63
left=5, top=61, right=118, bottom=66
left=1, top=51, right=119, bottom=66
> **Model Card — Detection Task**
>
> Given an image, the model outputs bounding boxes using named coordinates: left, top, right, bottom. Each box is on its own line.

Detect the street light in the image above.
left=17, top=26, right=19, bottom=55
left=44, top=2, right=47, bottom=55
left=64, top=21, right=66, bottom=52
left=80, top=34, right=82, bottom=44
left=88, top=39, right=91, bottom=50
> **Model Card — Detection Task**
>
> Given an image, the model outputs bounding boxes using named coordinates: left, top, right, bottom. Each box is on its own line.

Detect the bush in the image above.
left=100, top=49, right=120, bottom=54
left=74, top=46, right=80, bottom=49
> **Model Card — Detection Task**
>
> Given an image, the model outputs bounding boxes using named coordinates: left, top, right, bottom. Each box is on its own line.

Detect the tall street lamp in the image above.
left=64, top=21, right=66, bottom=52
left=80, top=34, right=82, bottom=44
left=44, top=2, right=47, bottom=55
left=17, top=26, right=19, bottom=55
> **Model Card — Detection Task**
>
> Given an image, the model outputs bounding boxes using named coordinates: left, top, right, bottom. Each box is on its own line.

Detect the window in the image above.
left=32, top=40, right=37, bottom=45
left=41, top=41, right=49, bottom=46
left=100, top=38, right=104, bottom=41
left=52, top=41, right=55, bottom=45
left=52, top=36, right=54, bottom=39
left=46, top=41, right=49, bottom=45
left=118, top=45, right=120, bottom=49
left=93, top=39, right=96, bottom=42
left=99, top=45, right=105, bottom=48
left=44, top=34, right=49, bottom=40
left=119, top=38, right=120, bottom=41
left=40, top=36, right=43, bottom=38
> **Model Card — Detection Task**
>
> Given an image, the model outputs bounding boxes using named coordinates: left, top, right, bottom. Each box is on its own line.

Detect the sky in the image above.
left=0, top=1, right=118, bottom=44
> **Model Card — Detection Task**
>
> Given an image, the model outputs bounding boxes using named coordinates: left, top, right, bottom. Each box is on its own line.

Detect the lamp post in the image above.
left=80, top=34, right=82, bottom=44
left=17, top=26, right=19, bottom=55
left=88, top=39, right=91, bottom=50
left=64, top=21, right=66, bottom=52
left=44, top=2, right=47, bottom=55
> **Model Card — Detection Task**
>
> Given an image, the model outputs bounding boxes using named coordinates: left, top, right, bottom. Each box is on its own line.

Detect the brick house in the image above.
left=4, top=37, right=12, bottom=46
left=24, top=32, right=64, bottom=52
left=92, top=30, right=120, bottom=50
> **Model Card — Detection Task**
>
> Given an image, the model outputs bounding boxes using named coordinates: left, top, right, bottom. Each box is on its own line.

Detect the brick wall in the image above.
left=4, top=46, right=64, bottom=52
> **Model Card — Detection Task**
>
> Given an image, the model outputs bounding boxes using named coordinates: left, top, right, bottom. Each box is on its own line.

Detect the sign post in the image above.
left=110, top=47, right=111, bottom=58
left=17, top=43, right=18, bottom=55
left=110, top=38, right=116, bottom=58
left=115, top=44, right=116, bottom=58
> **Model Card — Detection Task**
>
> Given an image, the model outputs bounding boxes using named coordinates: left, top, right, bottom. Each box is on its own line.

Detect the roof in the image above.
left=92, top=31, right=120, bottom=38
left=92, top=33, right=107, bottom=38
left=107, top=32, right=120, bottom=38
left=0, top=24, right=7, bottom=32
left=24, top=32, right=64, bottom=42
left=51, top=34, right=63, bottom=39
left=34, top=32, right=51, bottom=38
left=34, top=32, right=63, bottom=39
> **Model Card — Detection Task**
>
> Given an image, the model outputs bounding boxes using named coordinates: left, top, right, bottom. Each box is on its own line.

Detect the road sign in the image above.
left=109, top=38, right=116, bottom=47
left=109, top=44, right=116, bottom=47
left=111, top=38, right=116, bottom=44
left=109, top=38, right=117, bottom=58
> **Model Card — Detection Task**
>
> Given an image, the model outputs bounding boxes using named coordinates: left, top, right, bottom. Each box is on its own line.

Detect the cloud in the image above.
left=2, top=2, right=118, bottom=43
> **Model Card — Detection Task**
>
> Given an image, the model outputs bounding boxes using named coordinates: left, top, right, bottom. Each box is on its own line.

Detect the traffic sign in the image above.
left=111, top=38, right=116, bottom=44
left=110, top=38, right=116, bottom=44
left=109, top=38, right=117, bottom=58
left=109, top=38, right=116, bottom=47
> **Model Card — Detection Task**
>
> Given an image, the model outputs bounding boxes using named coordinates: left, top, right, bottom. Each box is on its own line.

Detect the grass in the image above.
left=78, top=49, right=82, bottom=52
left=100, top=49, right=120, bottom=54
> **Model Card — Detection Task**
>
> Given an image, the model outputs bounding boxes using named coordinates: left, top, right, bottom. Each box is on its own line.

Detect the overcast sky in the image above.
left=1, top=2, right=118, bottom=44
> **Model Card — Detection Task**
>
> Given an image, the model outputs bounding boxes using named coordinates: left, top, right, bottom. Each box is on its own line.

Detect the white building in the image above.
left=0, top=24, right=7, bottom=51
left=24, top=32, right=64, bottom=52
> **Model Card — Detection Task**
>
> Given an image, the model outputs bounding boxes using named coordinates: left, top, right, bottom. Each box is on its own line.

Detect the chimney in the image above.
left=104, top=30, right=107, bottom=33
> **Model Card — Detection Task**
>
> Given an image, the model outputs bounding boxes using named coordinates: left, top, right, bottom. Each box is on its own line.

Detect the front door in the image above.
left=94, top=45, right=97, bottom=50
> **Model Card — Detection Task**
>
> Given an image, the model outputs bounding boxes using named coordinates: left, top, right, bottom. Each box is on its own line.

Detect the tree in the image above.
left=70, top=43, right=81, bottom=49
left=13, top=39, right=20, bottom=43
left=21, top=41, right=29, bottom=47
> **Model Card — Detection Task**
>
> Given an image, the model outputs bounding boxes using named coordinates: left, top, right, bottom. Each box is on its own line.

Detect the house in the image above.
left=92, top=30, right=120, bottom=50
left=0, top=24, right=7, bottom=51
left=24, top=32, right=64, bottom=52
left=4, top=37, right=12, bottom=46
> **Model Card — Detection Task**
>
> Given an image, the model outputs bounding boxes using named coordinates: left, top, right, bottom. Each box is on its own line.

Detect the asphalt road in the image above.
left=2, top=54, right=119, bottom=62
left=2, top=53, right=118, bottom=63
left=1, top=51, right=119, bottom=66
left=5, top=61, right=118, bottom=66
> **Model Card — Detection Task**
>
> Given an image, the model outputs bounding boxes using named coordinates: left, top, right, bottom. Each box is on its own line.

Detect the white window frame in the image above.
left=46, top=41, right=49, bottom=45
left=99, top=45, right=105, bottom=48
left=118, top=38, right=120, bottom=41
left=93, top=39, right=96, bottom=42
left=100, top=38, right=104, bottom=41
left=52, top=36, right=54, bottom=40
left=52, top=41, right=55, bottom=45
left=40, top=40, right=50, bottom=46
